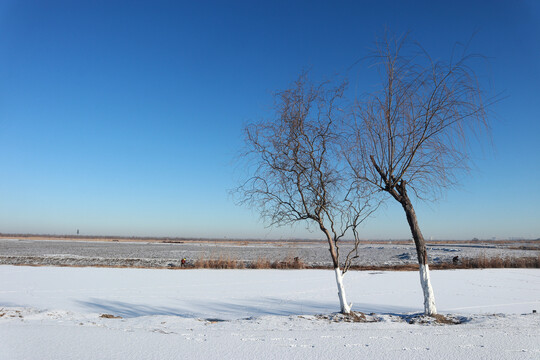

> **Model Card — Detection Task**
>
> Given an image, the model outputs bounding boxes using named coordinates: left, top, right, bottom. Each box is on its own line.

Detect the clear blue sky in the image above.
left=0, top=0, right=538, bottom=240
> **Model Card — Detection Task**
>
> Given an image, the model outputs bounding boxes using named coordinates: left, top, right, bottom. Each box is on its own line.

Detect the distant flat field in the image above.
left=0, top=236, right=538, bottom=269
left=1, top=234, right=538, bottom=245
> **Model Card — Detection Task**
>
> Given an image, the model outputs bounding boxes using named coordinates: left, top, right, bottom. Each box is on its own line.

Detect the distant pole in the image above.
left=77, top=229, right=79, bottom=235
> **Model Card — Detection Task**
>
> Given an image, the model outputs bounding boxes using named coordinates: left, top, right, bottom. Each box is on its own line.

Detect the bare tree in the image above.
left=237, top=74, right=375, bottom=314
left=349, top=33, right=491, bottom=315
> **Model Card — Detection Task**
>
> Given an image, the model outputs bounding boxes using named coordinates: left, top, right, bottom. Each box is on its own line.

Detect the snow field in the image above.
left=2, top=238, right=538, bottom=268
left=1, top=266, right=539, bottom=359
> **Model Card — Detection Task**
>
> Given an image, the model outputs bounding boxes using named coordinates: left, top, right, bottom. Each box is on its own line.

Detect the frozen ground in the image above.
left=1, top=266, right=539, bottom=359
left=1, top=238, right=538, bottom=268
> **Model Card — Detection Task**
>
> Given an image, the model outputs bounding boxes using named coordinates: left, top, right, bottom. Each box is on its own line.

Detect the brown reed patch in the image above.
left=251, top=257, right=271, bottom=269
left=193, top=254, right=245, bottom=269
left=271, top=255, right=305, bottom=269
left=5, top=253, right=539, bottom=271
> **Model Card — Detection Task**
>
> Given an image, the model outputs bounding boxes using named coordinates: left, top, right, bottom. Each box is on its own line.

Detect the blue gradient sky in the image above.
left=0, top=0, right=538, bottom=240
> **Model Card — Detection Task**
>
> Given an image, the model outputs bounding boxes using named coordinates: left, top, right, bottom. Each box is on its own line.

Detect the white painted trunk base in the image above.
left=419, top=264, right=437, bottom=315
left=334, top=267, right=352, bottom=314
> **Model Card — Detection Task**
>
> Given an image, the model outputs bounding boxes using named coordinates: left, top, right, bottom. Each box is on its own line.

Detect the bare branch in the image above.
left=347, top=31, right=496, bottom=315
left=235, top=73, right=375, bottom=275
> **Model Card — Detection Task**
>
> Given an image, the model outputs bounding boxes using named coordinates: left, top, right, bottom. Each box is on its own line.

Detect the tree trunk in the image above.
left=320, top=224, right=351, bottom=314
left=398, top=184, right=437, bottom=315
left=334, top=267, right=352, bottom=314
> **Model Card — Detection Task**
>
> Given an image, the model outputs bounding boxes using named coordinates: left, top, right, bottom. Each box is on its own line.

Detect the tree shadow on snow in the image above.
left=77, top=299, right=192, bottom=319
left=76, top=297, right=370, bottom=320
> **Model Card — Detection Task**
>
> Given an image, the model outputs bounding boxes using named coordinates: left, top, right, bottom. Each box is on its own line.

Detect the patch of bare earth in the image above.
left=0, top=309, right=23, bottom=319
left=405, top=313, right=465, bottom=325
left=315, top=312, right=379, bottom=323
left=100, top=314, right=122, bottom=319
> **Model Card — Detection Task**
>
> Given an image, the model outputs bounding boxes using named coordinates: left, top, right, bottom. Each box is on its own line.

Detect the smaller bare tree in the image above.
left=237, top=74, right=375, bottom=314
left=349, top=33, right=492, bottom=315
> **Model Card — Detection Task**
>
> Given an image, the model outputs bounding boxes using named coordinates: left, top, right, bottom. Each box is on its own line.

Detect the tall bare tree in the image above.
left=237, top=74, right=375, bottom=314
left=349, top=33, right=491, bottom=315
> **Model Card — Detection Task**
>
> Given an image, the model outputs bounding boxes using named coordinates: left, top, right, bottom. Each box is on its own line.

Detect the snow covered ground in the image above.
left=1, top=266, right=539, bottom=359
left=1, top=238, right=538, bottom=268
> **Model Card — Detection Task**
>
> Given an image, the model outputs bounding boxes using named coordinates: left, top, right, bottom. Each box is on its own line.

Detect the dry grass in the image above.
left=100, top=314, right=122, bottom=319
left=193, top=255, right=245, bottom=269
left=454, top=255, right=540, bottom=269
left=406, top=313, right=464, bottom=325
left=186, top=254, right=539, bottom=270
left=189, top=255, right=306, bottom=270
left=251, top=257, right=271, bottom=269
left=4, top=251, right=538, bottom=270
left=270, top=255, right=305, bottom=269
left=315, top=311, right=379, bottom=323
